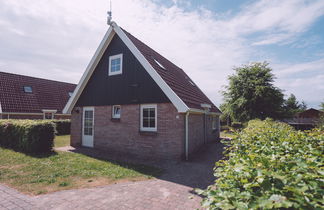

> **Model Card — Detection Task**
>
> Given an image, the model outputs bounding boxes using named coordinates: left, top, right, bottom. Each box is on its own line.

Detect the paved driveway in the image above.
left=0, top=141, right=224, bottom=210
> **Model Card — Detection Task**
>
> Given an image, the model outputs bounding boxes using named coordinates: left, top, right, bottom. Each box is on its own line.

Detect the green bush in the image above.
left=231, top=121, right=243, bottom=129
left=201, top=119, right=324, bottom=209
left=51, top=120, right=71, bottom=135
left=0, top=120, right=55, bottom=153
left=221, top=125, right=230, bottom=131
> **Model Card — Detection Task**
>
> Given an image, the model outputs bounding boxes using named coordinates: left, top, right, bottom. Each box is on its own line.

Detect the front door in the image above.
left=82, top=107, right=94, bottom=147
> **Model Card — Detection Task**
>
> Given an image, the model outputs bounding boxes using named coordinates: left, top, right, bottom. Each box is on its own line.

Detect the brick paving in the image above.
left=0, top=141, right=224, bottom=210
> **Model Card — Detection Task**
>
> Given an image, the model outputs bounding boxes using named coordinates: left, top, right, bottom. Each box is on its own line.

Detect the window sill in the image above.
left=111, top=118, right=121, bottom=122
left=139, top=131, right=158, bottom=136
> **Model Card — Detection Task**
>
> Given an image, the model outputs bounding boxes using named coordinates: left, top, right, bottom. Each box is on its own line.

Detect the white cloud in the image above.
left=0, top=0, right=323, bottom=107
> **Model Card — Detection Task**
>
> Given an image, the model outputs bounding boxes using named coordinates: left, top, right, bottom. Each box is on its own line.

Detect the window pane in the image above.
left=143, top=118, right=149, bottom=127
left=149, top=109, right=155, bottom=118
left=149, top=118, right=155, bottom=128
left=143, top=109, right=149, bottom=117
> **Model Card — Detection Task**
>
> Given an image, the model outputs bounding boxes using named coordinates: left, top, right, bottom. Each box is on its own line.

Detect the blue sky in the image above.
left=0, top=0, right=323, bottom=108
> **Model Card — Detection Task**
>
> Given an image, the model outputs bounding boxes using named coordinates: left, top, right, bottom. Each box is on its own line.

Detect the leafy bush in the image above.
left=221, top=125, right=230, bottom=131
left=201, top=119, right=324, bottom=209
left=231, top=121, right=243, bottom=129
left=51, top=120, right=71, bottom=135
left=0, top=120, right=55, bottom=153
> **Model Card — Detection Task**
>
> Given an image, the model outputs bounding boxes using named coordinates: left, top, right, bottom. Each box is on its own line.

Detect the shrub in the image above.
left=0, top=120, right=55, bottom=153
left=221, top=125, right=230, bottom=131
left=200, top=119, right=324, bottom=209
left=51, top=120, right=71, bottom=135
left=231, top=121, right=243, bottom=129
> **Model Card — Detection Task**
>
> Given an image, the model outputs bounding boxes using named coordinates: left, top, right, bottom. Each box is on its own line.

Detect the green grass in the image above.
left=54, top=135, right=70, bottom=148
left=0, top=148, right=161, bottom=195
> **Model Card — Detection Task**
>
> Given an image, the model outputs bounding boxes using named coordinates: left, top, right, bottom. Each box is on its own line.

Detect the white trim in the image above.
left=113, top=23, right=189, bottom=113
left=108, top=54, right=123, bottom=76
left=63, top=27, right=115, bottom=114
left=201, top=103, right=211, bottom=109
left=63, top=22, right=189, bottom=114
left=82, top=107, right=94, bottom=148
left=0, top=101, right=2, bottom=113
left=140, top=104, right=157, bottom=132
left=112, top=105, right=121, bottom=119
left=188, top=108, right=221, bottom=115
left=42, top=109, right=57, bottom=113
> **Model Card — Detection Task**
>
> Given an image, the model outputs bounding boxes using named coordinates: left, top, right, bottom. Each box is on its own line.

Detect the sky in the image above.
left=0, top=0, right=323, bottom=108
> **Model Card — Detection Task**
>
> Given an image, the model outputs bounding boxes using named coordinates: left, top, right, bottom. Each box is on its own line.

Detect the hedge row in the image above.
left=201, top=119, right=324, bottom=209
left=0, top=120, right=55, bottom=153
left=51, top=120, right=71, bottom=135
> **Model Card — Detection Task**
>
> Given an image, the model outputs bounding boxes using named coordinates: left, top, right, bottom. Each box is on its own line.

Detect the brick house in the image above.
left=0, top=71, right=76, bottom=120
left=63, top=22, right=221, bottom=160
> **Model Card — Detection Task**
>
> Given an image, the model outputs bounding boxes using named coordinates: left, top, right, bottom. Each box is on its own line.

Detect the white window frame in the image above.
left=108, top=54, right=123, bottom=76
left=42, top=109, right=57, bottom=120
left=212, top=117, right=217, bottom=130
left=112, top=105, right=121, bottom=119
left=140, top=104, right=157, bottom=132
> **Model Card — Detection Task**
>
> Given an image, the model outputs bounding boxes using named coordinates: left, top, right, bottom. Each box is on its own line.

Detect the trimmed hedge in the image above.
left=0, top=120, right=55, bottom=153
left=201, top=119, right=324, bottom=209
left=51, top=120, right=71, bottom=135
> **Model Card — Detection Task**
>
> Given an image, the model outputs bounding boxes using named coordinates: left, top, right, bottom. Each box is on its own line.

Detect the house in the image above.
left=0, top=71, right=76, bottom=120
left=283, top=108, right=323, bottom=130
left=63, top=22, right=221, bottom=160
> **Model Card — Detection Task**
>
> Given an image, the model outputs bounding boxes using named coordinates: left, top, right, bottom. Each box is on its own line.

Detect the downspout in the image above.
left=185, top=112, right=190, bottom=161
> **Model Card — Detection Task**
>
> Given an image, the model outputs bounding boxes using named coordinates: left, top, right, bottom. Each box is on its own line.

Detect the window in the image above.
left=140, top=104, right=157, bottom=132
left=44, top=112, right=54, bottom=120
left=68, top=92, right=73, bottom=97
left=112, top=105, right=121, bottom=119
left=212, top=117, right=217, bottom=130
left=109, top=54, right=123, bottom=76
left=153, top=58, right=166, bottom=70
left=23, top=86, right=33, bottom=93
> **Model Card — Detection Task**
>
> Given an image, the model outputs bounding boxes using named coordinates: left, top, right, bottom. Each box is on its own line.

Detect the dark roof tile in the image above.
left=122, top=29, right=220, bottom=113
left=0, top=71, right=76, bottom=114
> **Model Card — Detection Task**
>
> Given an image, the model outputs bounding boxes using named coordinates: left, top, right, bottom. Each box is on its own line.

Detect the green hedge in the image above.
left=0, top=120, right=55, bottom=153
left=51, top=120, right=71, bottom=135
left=201, top=119, right=324, bottom=209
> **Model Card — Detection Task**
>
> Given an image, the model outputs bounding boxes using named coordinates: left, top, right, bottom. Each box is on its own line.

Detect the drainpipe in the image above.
left=185, top=112, right=190, bottom=161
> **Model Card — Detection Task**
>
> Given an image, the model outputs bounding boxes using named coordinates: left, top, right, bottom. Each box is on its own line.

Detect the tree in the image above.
left=221, top=62, right=284, bottom=122
left=282, top=94, right=307, bottom=118
left=320, top=101, right=324, bottom=111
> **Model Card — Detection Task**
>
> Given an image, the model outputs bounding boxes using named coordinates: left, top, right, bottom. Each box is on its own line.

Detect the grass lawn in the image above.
left=54, top=135, right=70, bottom=148
left=0, top=148, right=161, bottom=195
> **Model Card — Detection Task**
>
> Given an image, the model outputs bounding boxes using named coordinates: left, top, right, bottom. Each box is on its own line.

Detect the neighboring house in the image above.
left=283, top=108, right=324, bottom=130
left=64, top=22, right=221, bottom=160
left=0, top=71, right=76, bottom=120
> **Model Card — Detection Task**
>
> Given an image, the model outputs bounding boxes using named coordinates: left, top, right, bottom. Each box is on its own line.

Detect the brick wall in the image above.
left=187, top=113, right=220, bottom=155
left=71, top=103, right=185, bottom=159
left=70, top=104, right=220, bottom=160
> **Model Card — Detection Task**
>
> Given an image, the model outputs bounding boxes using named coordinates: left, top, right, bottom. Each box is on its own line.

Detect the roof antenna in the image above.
left=107, top=0, right=112, bottom=26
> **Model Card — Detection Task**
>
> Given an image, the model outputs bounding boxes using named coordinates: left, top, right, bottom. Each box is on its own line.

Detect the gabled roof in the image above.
left=0, top=71, right=76, bottom=114
left=63, top=22, right=220, bottom=114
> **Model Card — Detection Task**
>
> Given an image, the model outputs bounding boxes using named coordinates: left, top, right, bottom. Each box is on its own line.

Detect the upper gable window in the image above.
left=109, top=54, right=123, bottom=76
left=23, top=86, right=33, bottom=93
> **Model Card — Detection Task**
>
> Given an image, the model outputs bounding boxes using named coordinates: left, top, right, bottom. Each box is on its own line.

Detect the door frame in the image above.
left=82, top=107, right=94, bottom=147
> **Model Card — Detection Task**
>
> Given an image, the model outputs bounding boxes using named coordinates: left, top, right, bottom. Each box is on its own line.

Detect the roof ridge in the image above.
left=0, top=71, right=76, bottom=86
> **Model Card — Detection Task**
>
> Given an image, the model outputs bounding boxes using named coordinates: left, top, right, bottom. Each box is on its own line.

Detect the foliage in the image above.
left=51, top=120, right=71, bottom=135
left=0, top=120, right=55, bottom=153
left=221, top=62, right=285, bottom=122
left=282, top=94, right=307, bottom=118
left=320, top=101, right=324, bottom=111
left=0, top=147, right=161, bottom=195
left=231, top=122, right=243, bottom=129
left=201, top=119, right=324, bottom=209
